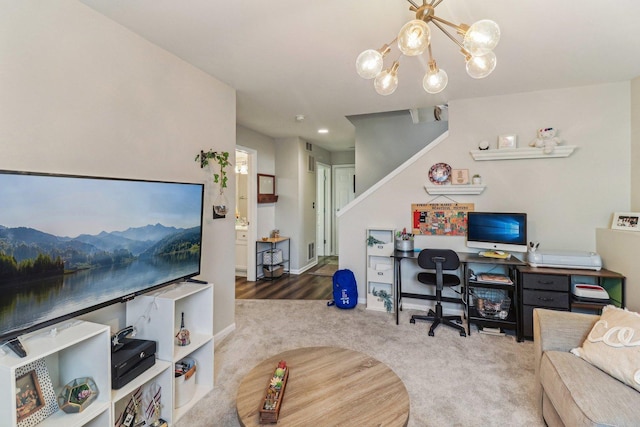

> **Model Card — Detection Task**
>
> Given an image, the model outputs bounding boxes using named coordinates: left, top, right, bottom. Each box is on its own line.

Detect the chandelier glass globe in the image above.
left=374, top=62, right=399, bottom=95
left=356, top=49, right=385, bottom=79
left=466, top=51, right=497, bottom=79
left=397, top=19, right=430, bottom=56
left=463, top=19, right=500, bottom=56
left=423, top=67, right=448, bottom=94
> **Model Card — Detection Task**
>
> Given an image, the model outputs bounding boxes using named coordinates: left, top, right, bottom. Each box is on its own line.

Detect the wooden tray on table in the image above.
left=258, top=364, right=289, bottom=424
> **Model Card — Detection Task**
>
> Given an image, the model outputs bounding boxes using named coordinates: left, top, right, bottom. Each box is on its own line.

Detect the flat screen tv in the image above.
left=466, top=212, right=528, bottom=254
left=0, top=170, right=204, bottom=356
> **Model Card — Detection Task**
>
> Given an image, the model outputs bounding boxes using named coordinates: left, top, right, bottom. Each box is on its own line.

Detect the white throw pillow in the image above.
left=571, top=305, right=640, bottom=392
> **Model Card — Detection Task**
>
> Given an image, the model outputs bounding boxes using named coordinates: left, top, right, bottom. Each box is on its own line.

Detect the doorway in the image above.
left=316, top=162, right=331, bottom=256
left=235, top=147, right=258, bottom=281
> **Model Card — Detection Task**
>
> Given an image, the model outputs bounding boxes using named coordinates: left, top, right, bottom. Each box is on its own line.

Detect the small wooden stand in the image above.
left=258, top=367, right=289, bottom=424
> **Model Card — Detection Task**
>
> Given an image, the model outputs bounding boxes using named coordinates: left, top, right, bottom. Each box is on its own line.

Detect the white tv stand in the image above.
left=0, top=281, right=213, bottom=427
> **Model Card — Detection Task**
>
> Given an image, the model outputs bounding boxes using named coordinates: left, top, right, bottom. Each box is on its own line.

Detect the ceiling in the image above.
left=80, top=0, right=640, bottom=152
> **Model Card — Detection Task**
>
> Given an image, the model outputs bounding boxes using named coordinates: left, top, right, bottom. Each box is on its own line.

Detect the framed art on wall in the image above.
left=498, top=134, right=517, bottom=149
left=451, top=169, right=469, bottom=185
left=611, top=212, right=640, bottom=231
left=15, top=358, right=58, bottom=426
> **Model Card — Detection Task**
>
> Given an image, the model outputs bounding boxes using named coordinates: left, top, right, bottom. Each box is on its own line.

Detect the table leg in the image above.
left=394, top=258, right=402, bottom=325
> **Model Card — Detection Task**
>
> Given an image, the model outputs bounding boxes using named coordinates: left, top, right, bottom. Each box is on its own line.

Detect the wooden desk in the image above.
left=236, top=346, right=410, bottom=426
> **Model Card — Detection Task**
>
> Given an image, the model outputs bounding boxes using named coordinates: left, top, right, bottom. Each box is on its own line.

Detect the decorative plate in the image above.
left=428, top=163, right=452, bottom=185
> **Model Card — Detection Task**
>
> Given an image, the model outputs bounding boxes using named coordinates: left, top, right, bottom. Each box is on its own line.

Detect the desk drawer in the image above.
left=522, top=289, right=569, bottom=309
left=521, top=273, right=569, bottom=291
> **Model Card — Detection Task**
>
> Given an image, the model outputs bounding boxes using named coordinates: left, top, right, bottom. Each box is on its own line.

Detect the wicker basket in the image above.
left=263, top=265, right=284, bottom=278
left=472, top=288, right=511, bottom=319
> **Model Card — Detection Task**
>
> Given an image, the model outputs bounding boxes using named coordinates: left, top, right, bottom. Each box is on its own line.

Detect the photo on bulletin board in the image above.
left=412, top=203, right=474, bottom=236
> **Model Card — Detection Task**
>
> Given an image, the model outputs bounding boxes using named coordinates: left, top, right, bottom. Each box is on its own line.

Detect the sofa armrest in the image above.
left=533, top=308, right=598, bottom=353
left=532, top=308, right=599, bottom=419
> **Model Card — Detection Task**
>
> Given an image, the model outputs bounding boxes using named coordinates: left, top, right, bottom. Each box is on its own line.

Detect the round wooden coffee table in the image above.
left=236, top=346, right=409, bottom=426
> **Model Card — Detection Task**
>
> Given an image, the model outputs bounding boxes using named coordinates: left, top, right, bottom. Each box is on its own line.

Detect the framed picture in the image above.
left=498, top=134, right=517, bottom=149
left=451, top=169, right=469, bottom=185
left=611, top=212, right=640, bottom=231
left=15, top=370, right=44, bottom=422
left=15, top=359, right=58, bottom=427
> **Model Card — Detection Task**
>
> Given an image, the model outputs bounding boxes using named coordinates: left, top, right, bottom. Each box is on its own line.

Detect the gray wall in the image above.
left=349, top=110, right=448, bottom=195
left=331, top=150, right=356, bottom=165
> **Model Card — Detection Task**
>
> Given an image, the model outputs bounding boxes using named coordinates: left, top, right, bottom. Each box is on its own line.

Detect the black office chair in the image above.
left=410, top=249, right=466, bottom=337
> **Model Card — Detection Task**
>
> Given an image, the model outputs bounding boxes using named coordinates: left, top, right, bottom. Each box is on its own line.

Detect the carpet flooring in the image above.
left=176, top=300, right=544, bottom=427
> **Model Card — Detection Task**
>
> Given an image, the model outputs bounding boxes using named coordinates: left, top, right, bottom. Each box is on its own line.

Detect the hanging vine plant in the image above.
left=196, top=149, right=231, bottom=217
left=195, top=150, right=231, bottom=189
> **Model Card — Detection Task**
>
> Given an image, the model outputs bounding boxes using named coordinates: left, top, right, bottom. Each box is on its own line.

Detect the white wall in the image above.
left=596, top=229, right=640, bottom=312
left=595, top=75, right=640, bottom=313
left=631, top=76, right=640, bottom=211
left=339, top=83, right=631, bottom=305
left=0, top=1, right=236, bottom=336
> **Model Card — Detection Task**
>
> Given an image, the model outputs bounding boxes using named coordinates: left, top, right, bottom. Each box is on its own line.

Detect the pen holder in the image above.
left=395, top=238, right=414, bottom=252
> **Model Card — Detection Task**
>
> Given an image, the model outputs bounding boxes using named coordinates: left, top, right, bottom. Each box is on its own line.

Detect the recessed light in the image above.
left=318, top=129, right=329, bottom=134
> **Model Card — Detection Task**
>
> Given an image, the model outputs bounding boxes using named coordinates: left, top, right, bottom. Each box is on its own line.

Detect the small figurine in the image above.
left=175, top=312, right=190, bottom=346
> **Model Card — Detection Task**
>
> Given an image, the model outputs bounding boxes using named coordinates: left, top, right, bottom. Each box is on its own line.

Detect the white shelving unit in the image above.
left=126, top=281, right=214, bottom=424
left=110, top=359, right=172, bottom=426
left=424, top=184, right=486, bottom=195
left=366, top=228, right=395, bottom=313
left=470, top=145, right=576, bottom=161
left=0, top=321, right=112, bottom=427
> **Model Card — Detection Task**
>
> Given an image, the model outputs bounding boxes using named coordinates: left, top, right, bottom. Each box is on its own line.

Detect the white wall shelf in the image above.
left=424, top=184, right=486, bottom=195
left=470, top=145, right=577, bottom=161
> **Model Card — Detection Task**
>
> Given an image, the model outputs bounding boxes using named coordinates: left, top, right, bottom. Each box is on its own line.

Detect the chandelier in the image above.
left=356, top=0, right=500, bottom=95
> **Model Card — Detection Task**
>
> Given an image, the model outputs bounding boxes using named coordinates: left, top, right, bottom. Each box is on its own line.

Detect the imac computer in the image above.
left=466, top=212, right=528, bottom=257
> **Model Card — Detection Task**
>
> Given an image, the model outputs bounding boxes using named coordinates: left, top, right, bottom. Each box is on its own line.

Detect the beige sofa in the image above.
left=533, top=308, right=640, bottom=426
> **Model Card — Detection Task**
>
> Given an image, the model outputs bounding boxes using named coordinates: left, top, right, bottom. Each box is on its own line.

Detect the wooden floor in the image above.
left=235, top=256, right=336, bottom=300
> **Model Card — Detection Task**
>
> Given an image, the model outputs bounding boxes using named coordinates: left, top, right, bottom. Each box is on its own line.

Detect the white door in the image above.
left=316, top=163, right=331, bottom=256
left=333, top=165, right=355, bottom=255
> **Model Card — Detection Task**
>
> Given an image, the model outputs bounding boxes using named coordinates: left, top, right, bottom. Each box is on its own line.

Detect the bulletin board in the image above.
left=412, top=203, right=474, bottom=236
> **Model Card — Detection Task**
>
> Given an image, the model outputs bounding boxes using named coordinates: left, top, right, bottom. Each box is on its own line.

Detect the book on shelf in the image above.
left=476, top=273, right=513, bottom=285
left=479, top=327, right=505, bottom=336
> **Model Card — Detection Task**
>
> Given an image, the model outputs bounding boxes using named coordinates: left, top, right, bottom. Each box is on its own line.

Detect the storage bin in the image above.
left=263, top=265, right=284, bottom=278
left=472, top=288, right=511, bottom=319
left=394, top=239, right=414, bottom=252
left=174, top=358, right=197, bottom=408
left=263, top=249, right=283, bottom=265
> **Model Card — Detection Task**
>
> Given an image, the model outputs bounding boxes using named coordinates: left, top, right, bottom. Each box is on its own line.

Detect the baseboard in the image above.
left=290, top=260, right=318, bottom=275
left=214, top=322, right=236, bottom=346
